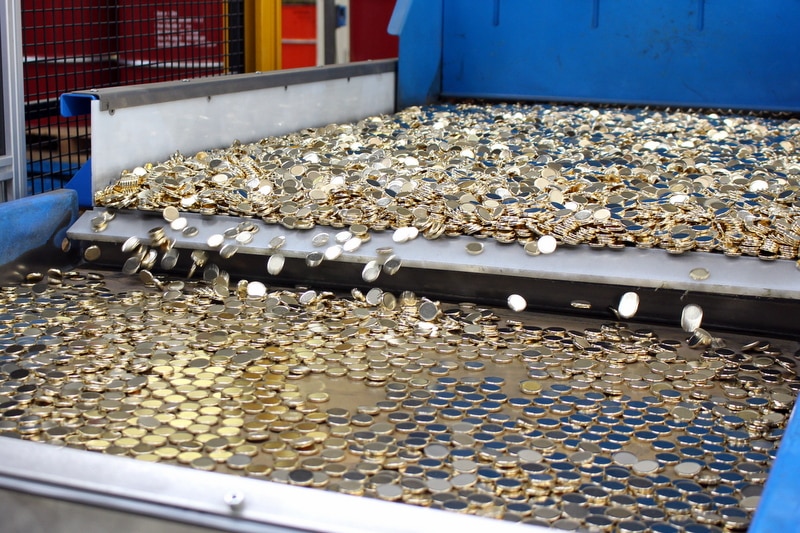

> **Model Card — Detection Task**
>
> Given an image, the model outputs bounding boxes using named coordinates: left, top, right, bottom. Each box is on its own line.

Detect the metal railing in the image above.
left=2, top=1, right=26, bottom=201
left=22, top=0, right=246, bottom=195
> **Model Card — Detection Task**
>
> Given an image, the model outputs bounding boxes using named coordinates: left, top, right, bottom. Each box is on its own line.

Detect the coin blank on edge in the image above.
left=571, top=300, right=591, bottom=310
left=121, top=236, right=141, bottom=253
left=362, top=261, right=381, bottom=282
left=681, top=304, right=703, bottom=333
left=418, top=301, right=439, bottom=321
left=247, top=281, right=267, bottom=298
left=267, top=254, right=285, bottom=275
left=84, top=245, right=101, bottom=262
left=617, top=292, right=639, bottom=319
left=507, top=294, right=527, bottom=312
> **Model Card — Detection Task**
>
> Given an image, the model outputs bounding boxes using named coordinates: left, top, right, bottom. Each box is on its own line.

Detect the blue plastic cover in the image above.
left=389, top=0, right=444, bottom=108
left=59, top=92, right=99, bottom=207
left=64, top=158, right=94, bottom=209
left=60, top=92, right=97, bottom=118
left=750, top=403, right=800, bottom=532
left=0, top=189, right=78, bottom=268
left=392, top=0, right=800, bottom=111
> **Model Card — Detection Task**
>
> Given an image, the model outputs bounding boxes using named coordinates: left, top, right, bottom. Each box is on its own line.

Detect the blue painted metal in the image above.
left=60, top=92, right=98, bottom=118
left=26, top=160, right=81, bottom=195
left=0, top=189, right=78, bottom=267
left=58, top=92, right=99, bottom=207
left=750, top=403, right=800, bottom=532
left=392, top=0, right=800, bottom=111
left=389, top=2, right=800, bottom=528
left=388, top=0, right=443, bottom=108
left=64, top=158, right=94, bottom=209
left=695, top=0, right=706, bottom=31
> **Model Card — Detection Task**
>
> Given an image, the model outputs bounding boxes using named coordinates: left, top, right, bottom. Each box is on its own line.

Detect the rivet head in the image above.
left=224, top=491, right=245, bottom=510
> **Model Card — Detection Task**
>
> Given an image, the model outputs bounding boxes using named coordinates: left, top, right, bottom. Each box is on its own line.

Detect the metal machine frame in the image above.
left=2, top=1, right=799, bottom=530
left=389, top=0, right=800, bottom=111
left=0, top=437, right=547, bottom=533
left=61, top=59, right=800, bottom=338
left=0, top=0, right=26, bottom=200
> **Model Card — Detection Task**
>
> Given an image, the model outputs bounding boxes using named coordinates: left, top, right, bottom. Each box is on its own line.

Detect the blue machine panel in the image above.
left=389, top=2, right=800, bottom=529
left=750, top=403, right=800, bottom=532
left=0, top=189, right=78, bottom=268
left=392, top=0, right=800, bottom=111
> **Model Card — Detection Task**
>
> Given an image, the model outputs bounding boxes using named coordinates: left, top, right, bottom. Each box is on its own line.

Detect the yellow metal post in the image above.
left=245, top=0, right=282, bottom=72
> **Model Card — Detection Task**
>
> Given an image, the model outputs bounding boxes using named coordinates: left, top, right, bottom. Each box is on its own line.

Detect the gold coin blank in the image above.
left=465, top=242, right=484, bottom=255
left=84, top=245, right=101, bottom=262
left=163, top=206, right=180, bottom=222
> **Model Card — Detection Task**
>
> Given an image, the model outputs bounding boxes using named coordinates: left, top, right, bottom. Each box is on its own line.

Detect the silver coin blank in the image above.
left=617, top=292, right=640, bottom=319
left=267, top=254, right=285, bottom=275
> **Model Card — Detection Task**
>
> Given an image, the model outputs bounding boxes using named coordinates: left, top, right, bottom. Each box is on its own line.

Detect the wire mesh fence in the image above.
left=22, top=0, right=245, bottom=195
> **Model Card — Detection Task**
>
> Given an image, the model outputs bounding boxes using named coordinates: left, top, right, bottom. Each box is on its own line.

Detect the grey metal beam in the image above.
left=68, top=209, right=800, bottom=338
left=1, top=0, right=26, bottom=200
left=64, top=59, right=396, bottom=114
left=0, top=437, right=548, bottom=533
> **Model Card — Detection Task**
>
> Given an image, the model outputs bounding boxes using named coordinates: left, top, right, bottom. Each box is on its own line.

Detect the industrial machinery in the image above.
left=2, top=1, right=800, bottom=531
left=1, top=0, right=26, bottom=200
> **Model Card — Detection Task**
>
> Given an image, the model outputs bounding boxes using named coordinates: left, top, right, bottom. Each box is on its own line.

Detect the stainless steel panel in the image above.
left=87, top=63, right=396, bottom=197
left=0, top=438, right=546, bottom=533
